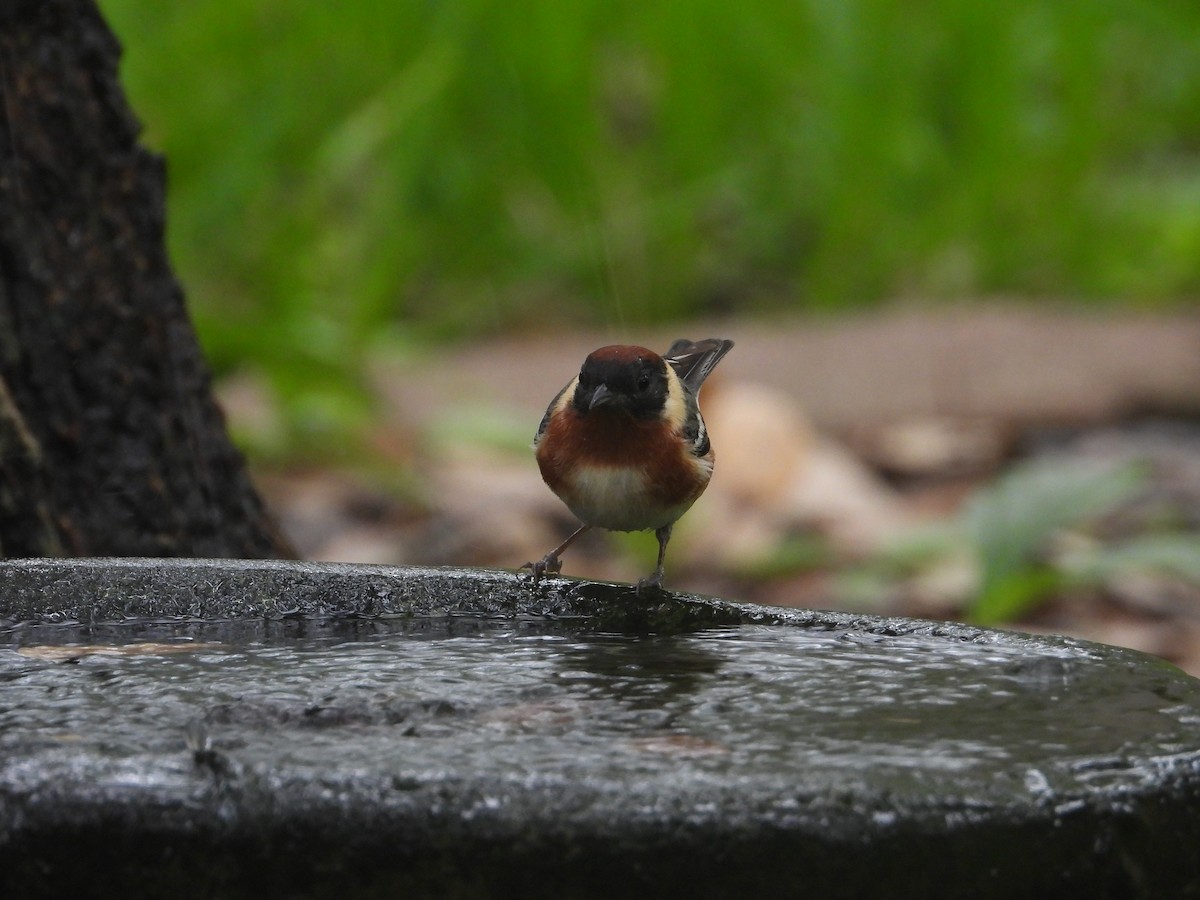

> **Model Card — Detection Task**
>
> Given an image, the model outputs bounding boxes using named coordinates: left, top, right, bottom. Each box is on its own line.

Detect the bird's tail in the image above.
left=663, top=338, right=735, bottom=394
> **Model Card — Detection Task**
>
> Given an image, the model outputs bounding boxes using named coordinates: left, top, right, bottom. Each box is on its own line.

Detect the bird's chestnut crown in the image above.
left=571, top=345, right=669, bottom=419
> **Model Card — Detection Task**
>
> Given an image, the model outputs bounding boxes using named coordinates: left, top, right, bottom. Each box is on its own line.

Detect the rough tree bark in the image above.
left=0, top=0, right=290, bottom=558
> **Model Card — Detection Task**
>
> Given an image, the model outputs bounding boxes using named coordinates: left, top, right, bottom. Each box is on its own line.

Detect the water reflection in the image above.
left=554, top=633, right=726, bottom=710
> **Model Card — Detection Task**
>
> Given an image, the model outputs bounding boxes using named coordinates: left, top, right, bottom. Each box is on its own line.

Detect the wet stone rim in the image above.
left=0, top=556, right=1080, bottom=645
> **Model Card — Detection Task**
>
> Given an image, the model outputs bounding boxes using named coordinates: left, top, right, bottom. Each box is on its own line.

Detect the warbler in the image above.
left=522, top=337, right=734, bottom=593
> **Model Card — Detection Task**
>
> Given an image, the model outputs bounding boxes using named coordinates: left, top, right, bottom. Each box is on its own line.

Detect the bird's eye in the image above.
left=637, top=373, right=651, bottom=391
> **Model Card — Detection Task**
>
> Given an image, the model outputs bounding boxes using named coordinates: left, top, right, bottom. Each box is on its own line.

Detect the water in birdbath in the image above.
left=3, top=615, right=1197, bottom=804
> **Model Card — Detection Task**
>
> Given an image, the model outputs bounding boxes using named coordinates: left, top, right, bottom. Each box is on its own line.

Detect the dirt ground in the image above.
left=243, top=306, right=1200, bottom=675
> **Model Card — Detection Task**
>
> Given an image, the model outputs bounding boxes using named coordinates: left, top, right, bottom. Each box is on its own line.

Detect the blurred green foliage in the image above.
left=962, top=458, right=1146, bottom=622
left=836, top=455, right=1200, bottom=625
left=99, top=1, right=1200, bottom=395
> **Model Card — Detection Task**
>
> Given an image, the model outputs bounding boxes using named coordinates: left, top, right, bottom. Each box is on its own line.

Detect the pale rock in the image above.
left=702, top=382, right=814, bottom=507
left=684, top=381, right=907, bottom=568
left=780, top=438, right=909, bottom=555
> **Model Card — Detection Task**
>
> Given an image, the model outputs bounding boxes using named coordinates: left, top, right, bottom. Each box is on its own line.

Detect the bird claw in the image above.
left=635, top=570, right=666, bottom=596
left=520, top=554, right=562, bottom=584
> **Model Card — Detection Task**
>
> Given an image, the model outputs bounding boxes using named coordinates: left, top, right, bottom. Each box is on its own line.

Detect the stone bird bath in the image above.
left=1, top=558, right=1198, bottom=898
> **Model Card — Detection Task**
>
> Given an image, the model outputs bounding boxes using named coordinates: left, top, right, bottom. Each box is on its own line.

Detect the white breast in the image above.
left=561, top=465, right=689, bottom=532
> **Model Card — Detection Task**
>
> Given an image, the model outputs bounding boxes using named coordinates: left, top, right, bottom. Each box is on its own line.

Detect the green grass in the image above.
left=98, top=0, right=1200, bottom=429
left=962, top=457, right=1147, bottom=622
left=833, top=454, right=1200, bottom=625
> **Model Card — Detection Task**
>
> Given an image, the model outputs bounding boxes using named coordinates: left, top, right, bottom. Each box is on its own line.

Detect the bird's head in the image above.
left=571, top=345, right=670, bottom=420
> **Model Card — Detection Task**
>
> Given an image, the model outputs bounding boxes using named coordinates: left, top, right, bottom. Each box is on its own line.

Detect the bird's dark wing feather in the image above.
left=664, top=338, right=734, bottom=395
left=680, top=395, right=710, bottom=457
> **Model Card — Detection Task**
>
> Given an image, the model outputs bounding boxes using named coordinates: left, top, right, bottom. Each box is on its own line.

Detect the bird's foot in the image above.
left=635, top=568, right=666, bottom=596
left=520, top=553, right=563, bottom=584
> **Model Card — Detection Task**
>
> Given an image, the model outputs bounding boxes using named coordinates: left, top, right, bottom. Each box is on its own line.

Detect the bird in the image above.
left=521, top=337, right=734, bottom=594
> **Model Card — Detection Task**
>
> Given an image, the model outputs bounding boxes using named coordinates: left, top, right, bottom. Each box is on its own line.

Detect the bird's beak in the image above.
left=588, top=384, right=615, bottom=410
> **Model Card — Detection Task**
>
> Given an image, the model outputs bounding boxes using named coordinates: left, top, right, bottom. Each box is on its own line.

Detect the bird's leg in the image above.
left=521, top=524, right=591, bottom=583
left=636, top=524, right=673, bottom=595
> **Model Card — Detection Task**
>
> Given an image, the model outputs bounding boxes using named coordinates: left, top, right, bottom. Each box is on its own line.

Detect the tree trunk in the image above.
left=0, top=0, right=289, bottom=559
